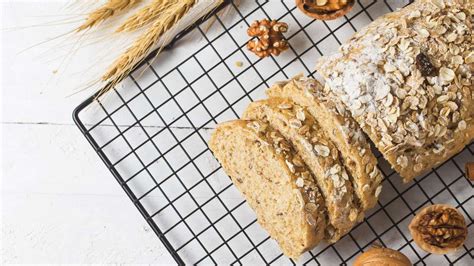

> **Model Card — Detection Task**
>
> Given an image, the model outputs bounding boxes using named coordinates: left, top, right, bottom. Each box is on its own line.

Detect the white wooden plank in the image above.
left=1, top=123, right=176, bottom=263
left=1, top=1, right=217, bottom=125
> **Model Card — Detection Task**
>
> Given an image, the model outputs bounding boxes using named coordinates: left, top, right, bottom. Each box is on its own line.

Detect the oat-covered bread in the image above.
left=316, top=0, right=474, bottom=182
left=267, top=76, right=382, bottom=210
left=243, top=98, right=361, bottom=242
left=209, top=120, right=327, bottom=259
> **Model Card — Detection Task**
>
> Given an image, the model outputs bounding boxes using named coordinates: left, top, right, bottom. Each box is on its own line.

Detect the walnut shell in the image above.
left=409, top=204, right=467, bottom=255
left=295, top=0, right=355, bottom=20
left=354, top=247, right=411, bottom=266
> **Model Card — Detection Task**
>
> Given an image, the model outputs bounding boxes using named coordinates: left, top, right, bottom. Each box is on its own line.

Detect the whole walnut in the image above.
left=296, top=0, right=355, bottom=20
left=409, top=204, right=467, bottom=254
left=247, top=19, right=288, bottom=58
left=353, top=247, right=411, bottom=266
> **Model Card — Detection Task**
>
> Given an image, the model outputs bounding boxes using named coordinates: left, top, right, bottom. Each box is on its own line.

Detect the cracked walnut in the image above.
left=409, top=204, right=467, bottom=254
left=247, top=19, right=288, bottom=58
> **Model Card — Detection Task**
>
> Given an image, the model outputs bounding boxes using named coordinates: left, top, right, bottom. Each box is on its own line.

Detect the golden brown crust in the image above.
left=209, top=120, right=327, bottom=259
left=408, top=204, right=467, bottom=255
left=266, top=75, right=383, bottom=211
left=317, top=0, right=474, bottom=182
left=243, top=97, right=362, bottom=242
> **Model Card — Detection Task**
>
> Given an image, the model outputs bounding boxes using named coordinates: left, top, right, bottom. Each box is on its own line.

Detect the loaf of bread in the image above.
left=209, top=120, right=327, bottom=259
left=208, top=0, right=473, bottom=259
left=243, top=98, right=362, bottom=242
left=316, top=0, right=474, bottom=182
left=267, top=76, right=382, bottom=210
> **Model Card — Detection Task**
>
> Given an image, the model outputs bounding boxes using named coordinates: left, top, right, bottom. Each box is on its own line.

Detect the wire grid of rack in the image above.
left=73, top=0, right=473, bottom=265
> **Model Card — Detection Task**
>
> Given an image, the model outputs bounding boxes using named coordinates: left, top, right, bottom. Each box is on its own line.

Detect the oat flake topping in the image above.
left=316, top=0, right=473, bottom=180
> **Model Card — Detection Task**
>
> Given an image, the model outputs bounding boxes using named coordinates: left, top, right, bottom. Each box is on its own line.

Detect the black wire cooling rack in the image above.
left=73, top=1, right=473, bottom=265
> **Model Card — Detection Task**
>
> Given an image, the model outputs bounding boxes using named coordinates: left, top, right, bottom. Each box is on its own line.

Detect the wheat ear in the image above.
left=77, top=0, right=141, bottom=32
left=100, top=0, right=196, bottom=95
left=116, top=0, right=174, bottom=32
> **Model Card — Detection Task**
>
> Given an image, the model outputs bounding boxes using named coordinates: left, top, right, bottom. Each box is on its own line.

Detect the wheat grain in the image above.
left=116, top=0, right=174, bottom=32
left=77, top=0, right=141, bottom=32
left=100, top=0, right=196, bottom=95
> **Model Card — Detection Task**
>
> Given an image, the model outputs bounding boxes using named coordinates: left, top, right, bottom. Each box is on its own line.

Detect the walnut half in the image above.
left=353, top=246, right=411, bottom=266
left=409, top=204, right=467, bottom=255
left=296, top=0, right=354, bottom=20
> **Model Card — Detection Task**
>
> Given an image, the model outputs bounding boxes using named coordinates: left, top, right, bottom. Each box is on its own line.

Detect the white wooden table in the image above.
left=1, top=1, right=181, bottom=263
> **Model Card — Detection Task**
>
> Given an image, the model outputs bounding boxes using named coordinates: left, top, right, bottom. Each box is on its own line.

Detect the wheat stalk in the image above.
left=100, top=0, right=196, bottom=95
left=77, top=0, right=141, bottom=32
left=116, top=0, right=174, bottom=32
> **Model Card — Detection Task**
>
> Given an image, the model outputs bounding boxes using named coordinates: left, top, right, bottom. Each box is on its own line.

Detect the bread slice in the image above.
left=267, top=75, right=382, bottom=210
left=209, top=120, right=326, bottom=259
left=243, top=98, right=361, bottom=242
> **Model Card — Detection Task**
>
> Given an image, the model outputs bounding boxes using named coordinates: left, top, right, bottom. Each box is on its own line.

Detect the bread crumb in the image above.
left=235, top=61, right=244, bottom=67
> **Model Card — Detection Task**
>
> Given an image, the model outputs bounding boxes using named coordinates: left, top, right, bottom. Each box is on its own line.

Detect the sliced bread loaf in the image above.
left=243, top=98, right=361, bottom=242
left=315, top=0, right=473, bottom=182
left=209, top=120, right=326, bottom=259
left=267, top=75, right=382, bottom=210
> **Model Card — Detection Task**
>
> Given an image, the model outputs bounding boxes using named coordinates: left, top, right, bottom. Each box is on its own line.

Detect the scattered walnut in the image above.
left=247, top=19, right=288, bottom=58
left=354, top=246, right=411, bottom=266
left=296, top=0, right=354, bottom=20
left=312, top=0, right=348, bottom=10
left=409, top=204, right=467, bottom=254
left=416, top=52, right=437, bottom=77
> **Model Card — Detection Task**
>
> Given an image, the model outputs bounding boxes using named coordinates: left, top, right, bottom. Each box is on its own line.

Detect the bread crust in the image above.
left=243, top=98, right=362, bottom=242
left=316, top=0, right=474, bottom=182
left=267, top=75, right=382, bottom=210
left=209, top=120, right=327, bottom=258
